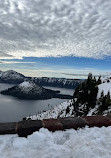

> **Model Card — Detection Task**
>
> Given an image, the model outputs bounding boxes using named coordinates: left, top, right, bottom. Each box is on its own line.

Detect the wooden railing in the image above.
left=0, top=116, right=111, bottom=137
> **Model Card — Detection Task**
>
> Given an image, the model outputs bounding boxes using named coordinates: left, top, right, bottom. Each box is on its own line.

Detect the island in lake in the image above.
left=1, top=81, right=73, bottom=100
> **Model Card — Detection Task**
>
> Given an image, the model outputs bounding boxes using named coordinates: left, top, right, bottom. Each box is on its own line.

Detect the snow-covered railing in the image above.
left=0, top=116, right=111, bottom=137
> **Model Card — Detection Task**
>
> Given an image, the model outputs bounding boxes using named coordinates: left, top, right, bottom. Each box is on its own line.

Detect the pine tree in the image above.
left=98, top=91, right=111, bottom=114
left=93, top=76, right=96, bottom=84
left=101, top=90, right=104, bottom=98
left=66, top=106, right=70, bottom=114
left=72, top=73, right=98, bottom=116
left=97, top=75, right=101, bottom=85
left=105, top=91, right=111, bottom=109
left=87, top=73, right=92, bottom=86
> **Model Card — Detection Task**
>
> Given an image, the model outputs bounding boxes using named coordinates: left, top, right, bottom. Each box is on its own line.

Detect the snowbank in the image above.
left=0, top=127, right=111, bottom=158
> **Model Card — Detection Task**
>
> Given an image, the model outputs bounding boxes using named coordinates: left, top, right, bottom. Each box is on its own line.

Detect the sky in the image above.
left=0, top=0, right=111, bottom=78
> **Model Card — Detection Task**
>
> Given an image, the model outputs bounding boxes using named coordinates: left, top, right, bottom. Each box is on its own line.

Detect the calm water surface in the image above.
left=0, top=83, right=74, bottom=122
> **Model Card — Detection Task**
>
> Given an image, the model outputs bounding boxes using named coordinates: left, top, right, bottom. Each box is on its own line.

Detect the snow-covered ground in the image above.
left=27, top=100, right=73, bottom=120
left=97, top=81, right=111, bottom=98
left=0, top=127, right=111, bottom=158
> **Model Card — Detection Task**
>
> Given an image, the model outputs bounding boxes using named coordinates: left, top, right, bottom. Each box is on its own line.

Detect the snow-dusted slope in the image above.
left=100, top=75, right=111, bottom=83
left=0, top=70, right=24, bottom=79
left=27, top=100, right=73, bottom=120
left=31, top=77, right=83, bottom=89
left=0, top=70, right=25, bottom=83
left=84, top=75, right=111, bottom=116
left=97, top=79, right=111, bottom=99
left=82, top=75, right=111, bottom=116
left=0, top=127, right=111, bottom=158
left=18, top=81, right=43, bottom=94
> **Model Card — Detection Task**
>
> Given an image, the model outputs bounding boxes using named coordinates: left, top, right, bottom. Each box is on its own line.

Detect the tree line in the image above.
left=71, top=73, right=111, bottom=116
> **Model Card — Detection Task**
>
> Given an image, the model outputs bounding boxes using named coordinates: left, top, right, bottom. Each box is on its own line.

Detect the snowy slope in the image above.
left=18, top=81, right=43, bottom=94
left=100, top=75, right=111, bottom=83
left=83, top=75, right=111, bottom=116
left=0, top=127, right=111, bottom=158
left=0, top=70, right=24, bottom=79
left=0, top=70, right=25, bottom=83
left=87, top=75, right=111, bottom=115
left=27, top=100, right=73, bottom=120
left=97, top=81, right=111, bottom=99
left=31, top=77, right=83, bottom=89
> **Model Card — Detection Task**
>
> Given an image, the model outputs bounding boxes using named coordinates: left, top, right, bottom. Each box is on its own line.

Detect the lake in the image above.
left=0, top=83, right=74, bottom=122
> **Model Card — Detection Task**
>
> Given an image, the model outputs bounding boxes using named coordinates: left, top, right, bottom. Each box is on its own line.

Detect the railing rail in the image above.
left=0, top=116, right=111, bottom=137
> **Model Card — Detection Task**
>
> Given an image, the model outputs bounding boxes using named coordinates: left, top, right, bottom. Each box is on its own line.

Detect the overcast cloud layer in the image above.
left=0, top=0, right=111, bottom=59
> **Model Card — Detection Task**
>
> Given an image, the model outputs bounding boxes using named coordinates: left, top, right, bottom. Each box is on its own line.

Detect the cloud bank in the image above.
left=0, top=61, right=36, bottom=64
left=0, top=0, right=111, bottom=59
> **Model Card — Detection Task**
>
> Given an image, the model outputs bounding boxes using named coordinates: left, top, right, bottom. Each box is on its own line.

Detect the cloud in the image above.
left=0, top=61, right=36, bottom=64
left=61, top=73, right=107, bottom=77
left=0, top=0, right=111, bottom=59
left=1, top=65, right=111, bottom=79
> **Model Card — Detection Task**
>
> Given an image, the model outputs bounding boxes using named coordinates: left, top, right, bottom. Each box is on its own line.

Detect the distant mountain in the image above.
left=31, top=77, right=82, bottom=89
left=1, top=81, right=73, bottom=100
left=0, top=70, right=83, bottom=89
left=0, top=70, right=25, bottom=84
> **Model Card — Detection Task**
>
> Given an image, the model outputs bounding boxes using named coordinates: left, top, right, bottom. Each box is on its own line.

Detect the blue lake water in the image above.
left=0, top=83, right=74, bottom=122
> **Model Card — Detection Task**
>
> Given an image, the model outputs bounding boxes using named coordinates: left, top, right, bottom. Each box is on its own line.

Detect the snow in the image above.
left=18, top=81, right=36, bottom=92
left=27, top=100, right=74, bottom=120
left=0, top=70, right=24, bottom=80
left=87, top=105, right=98, bottom=116
left=19, top=81, right=33, bottom=88
left=0, top=127, right=111, bottom=158
left=97, top=82, right=111, bottom=99
left=101, top=75, right=111, bottom=83
left=31, top=77, right=82, bottom=88
left=18, top=81, right=43, bottom=94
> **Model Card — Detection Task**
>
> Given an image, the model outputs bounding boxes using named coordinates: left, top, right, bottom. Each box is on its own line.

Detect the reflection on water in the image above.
left=0, top=83, right=74, bottom=122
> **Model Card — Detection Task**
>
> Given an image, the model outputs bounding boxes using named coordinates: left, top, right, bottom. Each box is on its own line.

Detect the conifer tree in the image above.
left=72, top=73, right=98, bottom=116
left=97, top=75, right=101, bottom=85
left=98, top=91, right=111, bottom=114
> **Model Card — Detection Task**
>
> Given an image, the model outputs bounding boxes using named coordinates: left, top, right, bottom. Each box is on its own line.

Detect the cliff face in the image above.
left=31, top=77, right=83, bottom=89
left=0, top=70, right=83, bottom=89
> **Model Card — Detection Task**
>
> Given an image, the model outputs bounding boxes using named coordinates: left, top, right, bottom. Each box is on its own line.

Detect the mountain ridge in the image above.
left=0, top=70, right=83, bottom=89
